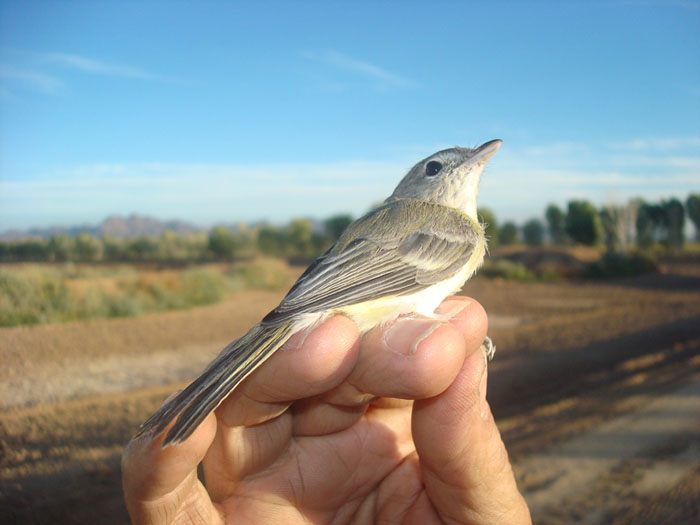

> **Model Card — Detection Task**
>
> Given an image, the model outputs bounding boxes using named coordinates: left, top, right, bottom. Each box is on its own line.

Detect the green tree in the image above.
left=545, top=204, right=566, bottom=244
left=230, top=223, right=255, bottom=257
left=522, top=219, right=544, bottom=246
left=565, top=200, right=603, bottom=246
left=311, top=231, right=330, bottom=255
left=636, top=201, right=663, bottom=249
left=662, top=198, right=685, bottom=250
left=158, top=230, right=185, bottom=260
left=208, top=226, right=235, bottom=259
left=73, top=233, right=103, bottom=261
left=287, top=219, right=314, bottom=257
left=103, top=235, right=125, bottom=261
left=687, top=194, right=700, bottom=241
left=498, top=221, right=519, bottom=245
left=13, top=240, right=49, bottom=261
left=324, top=214, right=353, bottom=243
left=126, top=237, right=159, bottom=260
left=478, top=208, right=499, bottom=248
left=184, top=232, right=210, bottom=260
left=257, top=225, right=288, bottom=256
left=48, top=235, right=72, bottom=262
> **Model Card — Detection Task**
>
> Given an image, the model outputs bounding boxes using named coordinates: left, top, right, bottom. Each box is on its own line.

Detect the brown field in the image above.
left=2, top=257, right=700, bottom=524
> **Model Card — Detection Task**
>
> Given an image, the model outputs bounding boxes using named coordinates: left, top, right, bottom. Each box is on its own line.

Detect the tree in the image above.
left=287, top=219, right=314, bottom=257
left=230, top=223, right=255, bottom=257
left=545, top=204, right=566, bottom=244
left=687, top=194, right=700, bottom=241
left=48, top=235, right=72, bottom=262
left=662, top=198, right=685, bottom=250
left=498, top=222, right=519, bottom=245
left=478, top=208, right=499, bottom=248
left=636, top=201, right=664, bottom=249
left=257, top=225, right=288, bottom=256
left=522, top=219, right=544, bottom=246
left=209, top=226, right=235, bottom=259
left=565, top=200, right=603, bottom=246
left=126, top=237, right=159, bottom=260
left=184, top=232, right=210, bottom=260
left=73, top=233, right=103, bottom=261
left=600, top=202, right=637, bottom=253
left=324, top=214, right=353, bottom=243
left=11, top=239, right=49, bottom=261
left=159, top=230, right=187, bottom=260
left=103, top=235, right=125, bottom=261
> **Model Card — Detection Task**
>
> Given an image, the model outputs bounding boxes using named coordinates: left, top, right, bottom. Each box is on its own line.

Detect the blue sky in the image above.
left=1, top=1, right=698, bottom=231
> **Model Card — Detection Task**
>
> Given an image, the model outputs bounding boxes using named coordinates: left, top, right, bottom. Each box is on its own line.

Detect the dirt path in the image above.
left=2, top=264, right=700, bottom=523
left=515, top=364, right=700, bottom=523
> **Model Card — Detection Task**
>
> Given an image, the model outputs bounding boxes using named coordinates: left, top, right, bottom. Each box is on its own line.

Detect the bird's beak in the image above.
left=471, top=139, right=502, bottom=164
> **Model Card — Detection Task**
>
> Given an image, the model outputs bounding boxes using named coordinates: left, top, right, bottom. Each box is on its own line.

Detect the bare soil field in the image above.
left=2, top=257, right=700, bottom=524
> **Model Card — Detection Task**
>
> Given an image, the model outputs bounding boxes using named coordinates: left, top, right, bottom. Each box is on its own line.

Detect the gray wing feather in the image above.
left=262, top=200, right=481, bottom=325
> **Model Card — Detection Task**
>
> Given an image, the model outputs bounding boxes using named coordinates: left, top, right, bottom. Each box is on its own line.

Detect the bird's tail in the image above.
left=133, top=321, right=292, bottom=447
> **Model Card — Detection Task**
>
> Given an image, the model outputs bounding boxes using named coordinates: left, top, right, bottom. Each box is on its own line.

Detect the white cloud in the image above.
left=476, top=136, right=700, bottom=221
left=0, top=161, right=402, bottom=230
left=42, top=52, right=172, bottom=82
left=301, top=50, right=414, bottom=89
left=2, top=135, right=699, bottom=229
left=610, top=137, right=700, bottom=151
left=0, top=66, right=63, bottom=93
left=1, top=49, right=173, bottom=94
left=521, top=142, right=592, bottom=157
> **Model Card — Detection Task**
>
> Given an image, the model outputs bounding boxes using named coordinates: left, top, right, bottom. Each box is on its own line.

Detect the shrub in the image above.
left=0, top=260, right=293, bottom=327
left=181, top=268, right=227, bottom=305
left=227, top=258, right=290, bottom=291
left=0, top=267, right=73, bottom=325
left=584, top=251, right=658, bottom=278
left=481, top=260, right=536, bottom=282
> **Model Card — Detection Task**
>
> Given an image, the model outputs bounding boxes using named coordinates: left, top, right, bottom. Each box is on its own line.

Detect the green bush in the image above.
left=227, top=258, right=290, bottom=291
left=0, top=267, right=73, bottom=325
left=481, top=259, right=560, bottom=282
left=0, top=261, right=291, bottom=327
left=585, top=251, right=658, bottom=278
left=181, top=268, right=227, bottom=305
left=481, top=260, right=536, bottom=282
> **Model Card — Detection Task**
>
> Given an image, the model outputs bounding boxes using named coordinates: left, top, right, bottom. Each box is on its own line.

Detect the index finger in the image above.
left=215, top=315, right=361, bottom=426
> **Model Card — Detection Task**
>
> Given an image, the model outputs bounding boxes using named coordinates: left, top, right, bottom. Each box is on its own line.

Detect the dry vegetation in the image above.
left=0, top=258, right=292, bottom=327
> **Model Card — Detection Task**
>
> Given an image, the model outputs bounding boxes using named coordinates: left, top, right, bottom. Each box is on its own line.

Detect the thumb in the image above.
left=412, top=348, right=531, bottom=524
left=121, top=392, right=220, bottom=524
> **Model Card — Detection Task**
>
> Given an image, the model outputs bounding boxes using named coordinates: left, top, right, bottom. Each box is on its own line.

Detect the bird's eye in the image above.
left=425, top=160, right=443, bottom=177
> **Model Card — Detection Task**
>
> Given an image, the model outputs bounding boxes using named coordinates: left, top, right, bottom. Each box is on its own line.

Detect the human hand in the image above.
left=122, top=296, right=531, bottom=524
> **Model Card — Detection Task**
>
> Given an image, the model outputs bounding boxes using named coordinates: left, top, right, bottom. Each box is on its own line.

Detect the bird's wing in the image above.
left=262, top=199, right=482, bottom=324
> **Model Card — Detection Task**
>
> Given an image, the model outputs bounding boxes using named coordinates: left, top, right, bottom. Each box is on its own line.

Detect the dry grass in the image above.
left=0, top=258, right=294, bottom=327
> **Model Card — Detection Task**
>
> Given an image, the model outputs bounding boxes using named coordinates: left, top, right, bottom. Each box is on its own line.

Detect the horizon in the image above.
left=1, top=1, right=699, bottom=231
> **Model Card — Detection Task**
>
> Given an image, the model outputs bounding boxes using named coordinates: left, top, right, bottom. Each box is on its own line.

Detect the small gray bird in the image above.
left=135, top=139, right=501, bottom=446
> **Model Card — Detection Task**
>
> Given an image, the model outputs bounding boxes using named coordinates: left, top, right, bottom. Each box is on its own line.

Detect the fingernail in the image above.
left=384, top=318, right=444, bottom=355
left=435, top=298, right=471, bottom=320
left=478, top=350, right=489, bottom=419
left=280, top=327, right=313, bottom=350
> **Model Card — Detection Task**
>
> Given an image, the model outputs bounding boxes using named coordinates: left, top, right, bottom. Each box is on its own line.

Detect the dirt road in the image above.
left=2, top=261, right=699, bottom=523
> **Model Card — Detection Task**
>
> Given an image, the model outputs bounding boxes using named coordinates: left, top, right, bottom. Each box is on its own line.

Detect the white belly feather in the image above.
left=333, top=236, right=486, bottom=332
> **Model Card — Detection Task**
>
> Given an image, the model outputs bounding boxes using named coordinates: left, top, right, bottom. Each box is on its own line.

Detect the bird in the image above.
left=134, top=139, right=502, bottom=447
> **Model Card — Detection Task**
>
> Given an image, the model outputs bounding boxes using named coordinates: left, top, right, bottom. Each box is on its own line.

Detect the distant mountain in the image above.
left=98, top=215, right=202, bottom=238
left=0, top=214, right=204, bottom=241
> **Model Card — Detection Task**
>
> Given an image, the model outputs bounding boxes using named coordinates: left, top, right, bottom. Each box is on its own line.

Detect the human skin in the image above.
left=122, top=296, right=531, bottom=524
